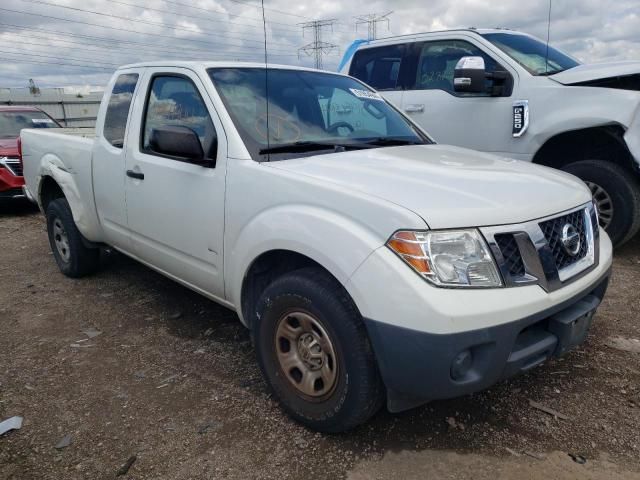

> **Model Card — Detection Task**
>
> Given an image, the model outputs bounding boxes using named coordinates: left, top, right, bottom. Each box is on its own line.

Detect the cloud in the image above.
left=0, top=0, right=638, bottom=88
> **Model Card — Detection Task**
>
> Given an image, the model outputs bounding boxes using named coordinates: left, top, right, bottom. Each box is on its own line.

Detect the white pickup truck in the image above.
left=341, top=28, right=640, bottom=247
left=22, top=62, right=612, bottom=432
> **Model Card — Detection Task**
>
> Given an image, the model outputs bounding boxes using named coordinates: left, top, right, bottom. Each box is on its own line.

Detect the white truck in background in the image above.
left=341, top=28, right=640, bottom=247
left=21, top=62, right=612, bottom=432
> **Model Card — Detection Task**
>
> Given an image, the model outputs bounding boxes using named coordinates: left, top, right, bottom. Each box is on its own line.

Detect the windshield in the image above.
left=0, top=111, right=59, bottom=138
left=481, top=33, right=580, bottom=76
left=208, top=68, right=430, bottom=160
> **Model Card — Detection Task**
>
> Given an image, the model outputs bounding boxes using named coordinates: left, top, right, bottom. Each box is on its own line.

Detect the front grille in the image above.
left=495, top=233, right=525, bottom=277
left=482, top=204, right=597, bottom=292
left=3, top=158, right=23, bottom=176
left=539, top=210, right=588, bottom=270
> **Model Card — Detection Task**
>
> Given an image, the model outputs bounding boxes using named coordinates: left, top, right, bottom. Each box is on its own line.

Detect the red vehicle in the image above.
left=1, top=106, right=61, bottom=200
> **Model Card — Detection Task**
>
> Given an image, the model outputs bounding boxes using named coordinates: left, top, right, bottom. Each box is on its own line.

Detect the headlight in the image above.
left=387, top=229, right=502, bottom=288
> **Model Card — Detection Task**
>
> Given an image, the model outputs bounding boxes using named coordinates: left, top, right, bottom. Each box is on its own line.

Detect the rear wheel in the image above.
left=46, top=198, right=100, bottom=277
left=252, top=267, right=384, bottom=432
left=562, top=160, right=640, bottom=247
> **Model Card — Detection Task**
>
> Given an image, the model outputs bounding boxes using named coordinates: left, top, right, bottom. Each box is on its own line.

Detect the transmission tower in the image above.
left=298, top=19, right=338, bottom=70
left=354, top=11, right=393, bottom=40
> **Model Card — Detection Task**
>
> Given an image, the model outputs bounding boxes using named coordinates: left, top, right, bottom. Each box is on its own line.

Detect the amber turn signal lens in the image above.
left=387, top=231, right=431, bottom=274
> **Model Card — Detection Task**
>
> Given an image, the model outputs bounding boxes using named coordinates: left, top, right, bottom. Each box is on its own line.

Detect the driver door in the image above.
left=124, top=68, right=227, bottom=298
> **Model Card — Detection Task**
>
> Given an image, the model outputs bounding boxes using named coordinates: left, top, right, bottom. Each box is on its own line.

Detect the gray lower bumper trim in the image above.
left=364, top=269, right=610, bottom=413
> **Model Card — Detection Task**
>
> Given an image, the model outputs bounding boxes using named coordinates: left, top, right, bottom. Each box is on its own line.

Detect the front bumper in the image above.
left=346, top=227, right=613, bottom=412
left=364, top=270, right=609, bottom=412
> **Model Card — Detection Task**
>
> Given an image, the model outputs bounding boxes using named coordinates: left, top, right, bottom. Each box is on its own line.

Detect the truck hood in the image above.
left=550, top=61, right=640, bottom=86
left=0, top=137, right=18, bottom=157
left=269, top=145, right=591, bottom=229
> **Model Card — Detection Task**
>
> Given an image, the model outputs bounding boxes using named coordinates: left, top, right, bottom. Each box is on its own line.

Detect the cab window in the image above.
left=411, top=40, right=500, bottom=94
left=141, top=75, right=216, bottom=160
left=349, top=44, right=405, bottom=91
left=103, top=73, right=138, bottom=148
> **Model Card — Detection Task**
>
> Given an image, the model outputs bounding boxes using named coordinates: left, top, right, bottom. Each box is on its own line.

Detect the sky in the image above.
left=0, top=0, right=639, bottom=89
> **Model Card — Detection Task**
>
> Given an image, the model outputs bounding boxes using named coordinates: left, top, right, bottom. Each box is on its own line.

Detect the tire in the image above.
left=563, top=160, right=640, bottom=247
left=253, top=267, right=384, bottom=433
left=46, top=198, right=100, bottom=278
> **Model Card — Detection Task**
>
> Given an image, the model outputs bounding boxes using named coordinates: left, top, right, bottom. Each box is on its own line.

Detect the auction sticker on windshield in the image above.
left=32, top=118, right=54, bottom=124
left=349, top=88, right=383, bottom=101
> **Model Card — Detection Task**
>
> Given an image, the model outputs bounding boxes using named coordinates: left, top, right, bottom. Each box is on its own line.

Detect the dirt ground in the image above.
left=1, top=200, right=639, bottom=480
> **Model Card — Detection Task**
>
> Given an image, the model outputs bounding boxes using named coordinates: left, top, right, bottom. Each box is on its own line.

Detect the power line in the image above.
left=0, top=23, right=288, bottom=58
left=354, top=11, right=393, bottom=40
left=213, top=0, right=312, bottom=20
left=22, top=0, right=302, bottom=34
left=0, top=49, right=119, bottom=67
left=0, top=27, right=301, bottom=60
left=0, top=56, right=114, bottom=71
left=0, top=7, right=298, bottom=55
left=141, top=0, right=302, bottom=31
left=298, top=19, right=338, bottom=69
left=15, top=0, right=302, bottom=48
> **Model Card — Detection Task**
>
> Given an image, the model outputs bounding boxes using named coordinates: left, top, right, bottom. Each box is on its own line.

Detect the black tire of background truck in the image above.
left=46, top=198, right=100, bottom=278
left=563, top=160, right=640, bottom=248
left=252, top=267, right=384, bottom=433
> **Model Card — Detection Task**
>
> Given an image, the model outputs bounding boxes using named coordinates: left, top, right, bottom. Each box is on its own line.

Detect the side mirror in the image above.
left=453, top=56, right=486, bottom=93
left=149, top=126, right=214, bottom=166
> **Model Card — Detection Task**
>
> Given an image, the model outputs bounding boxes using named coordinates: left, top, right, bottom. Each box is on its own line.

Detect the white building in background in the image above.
left=0, top=86, right=105, bottom=127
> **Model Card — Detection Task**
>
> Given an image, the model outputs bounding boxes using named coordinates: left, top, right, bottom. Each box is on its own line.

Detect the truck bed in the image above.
left=21, top=127, right=103, bottom=241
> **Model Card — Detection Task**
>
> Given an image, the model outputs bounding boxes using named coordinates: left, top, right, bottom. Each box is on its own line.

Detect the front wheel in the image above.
left=562, top=160, right=640, bottom=247
left=253, top=267, right=384, bottom=433
left=46, top=198, right=100, bottom=278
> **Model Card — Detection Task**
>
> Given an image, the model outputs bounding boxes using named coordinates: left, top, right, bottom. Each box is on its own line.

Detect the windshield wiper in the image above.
left=259, top=141, right=367, bottom=155
left=361, top=137, right=425, bottom=147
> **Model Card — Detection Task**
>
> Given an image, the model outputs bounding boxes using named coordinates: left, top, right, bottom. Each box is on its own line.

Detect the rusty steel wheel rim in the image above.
left=274, top=311, right=338, bottom=399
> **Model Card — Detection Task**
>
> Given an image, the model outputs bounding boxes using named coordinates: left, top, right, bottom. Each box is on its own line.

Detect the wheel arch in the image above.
left=240, top=249, right=353, bottom=329
left=35, top=156, right=103, bottom=242
left=532, top=124, right=638, bottom=174
left=39, top=175, right=66, bottom=212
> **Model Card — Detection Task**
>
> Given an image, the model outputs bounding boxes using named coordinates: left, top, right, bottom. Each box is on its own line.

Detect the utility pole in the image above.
left=354, top=11, right=393, bottom=40
left=298, top=19, right=338, bottom=70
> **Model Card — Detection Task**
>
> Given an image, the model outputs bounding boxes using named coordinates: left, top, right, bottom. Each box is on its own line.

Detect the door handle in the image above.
left=126, top=169, right=144, bottom=180
left=404, top=104, right=425, bottom=113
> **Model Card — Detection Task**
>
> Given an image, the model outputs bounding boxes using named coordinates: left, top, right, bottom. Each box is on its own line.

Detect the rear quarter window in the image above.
left=103, top=73, right=139, bottom=148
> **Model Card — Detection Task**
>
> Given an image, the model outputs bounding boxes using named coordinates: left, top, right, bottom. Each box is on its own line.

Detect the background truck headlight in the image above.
left=387, top=229, right=502, bottom=287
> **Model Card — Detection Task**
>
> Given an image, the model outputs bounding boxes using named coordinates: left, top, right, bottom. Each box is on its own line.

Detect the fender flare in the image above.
left=226, top=204, right=395, bottom=324
left=37, top=154, right=102, bottom=242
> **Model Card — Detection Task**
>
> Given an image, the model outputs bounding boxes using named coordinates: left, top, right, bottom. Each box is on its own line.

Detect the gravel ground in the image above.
left=1, top=200, right=639, bottom=479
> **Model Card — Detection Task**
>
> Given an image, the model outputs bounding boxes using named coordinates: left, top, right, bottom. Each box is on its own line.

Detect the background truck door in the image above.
left=347, top=43, right=408, bottom=112
left=398, top=37, right=518, bottom=153
left=124, top=68, right=227, bottom=299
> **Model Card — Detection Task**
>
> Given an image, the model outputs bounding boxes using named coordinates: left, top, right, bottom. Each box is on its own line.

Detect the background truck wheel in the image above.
left=46, top=198, right=100, bottom=278
left=563, top=160, right=640, bottom=247
left=253, top=267, right=384, bottom=433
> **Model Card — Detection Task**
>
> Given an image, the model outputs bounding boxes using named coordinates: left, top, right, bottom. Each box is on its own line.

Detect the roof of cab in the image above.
left=117, top=61, right=335, bottom=74
left=0, top=105, right=43, bottom=112
left=359, top=27, right=524, bottom=46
